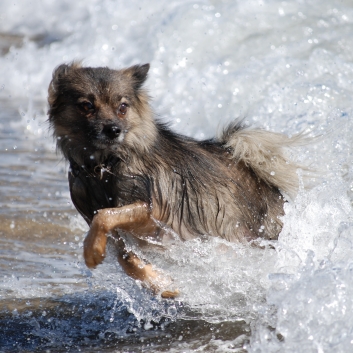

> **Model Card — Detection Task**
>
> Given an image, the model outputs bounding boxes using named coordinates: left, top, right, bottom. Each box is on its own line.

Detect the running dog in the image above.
left=48, top=62, right=303, bottom=298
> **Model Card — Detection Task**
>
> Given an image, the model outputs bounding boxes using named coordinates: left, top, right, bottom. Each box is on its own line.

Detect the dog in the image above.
left=48, top=62, right=303, bottom=298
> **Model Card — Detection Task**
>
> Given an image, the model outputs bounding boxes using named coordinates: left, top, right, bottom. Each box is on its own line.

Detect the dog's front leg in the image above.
left=83, top=202, right=152, bottom=268
left=83, top=202, right=178, bottom=298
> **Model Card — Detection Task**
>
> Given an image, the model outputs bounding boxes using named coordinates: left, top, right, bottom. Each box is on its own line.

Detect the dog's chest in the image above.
left=68, top=163, right=150, bottom=224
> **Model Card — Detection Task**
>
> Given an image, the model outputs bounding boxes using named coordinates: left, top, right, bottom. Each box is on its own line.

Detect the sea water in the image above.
left=1, top=0, right=353, bottom=352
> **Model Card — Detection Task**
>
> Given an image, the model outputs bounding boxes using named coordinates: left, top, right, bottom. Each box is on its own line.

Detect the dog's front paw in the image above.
left=83, top=230, right=107, bottom=268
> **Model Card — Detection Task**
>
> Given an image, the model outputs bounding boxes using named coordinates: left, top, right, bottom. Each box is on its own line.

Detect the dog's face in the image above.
left=48, top=62, right=156, bottom=163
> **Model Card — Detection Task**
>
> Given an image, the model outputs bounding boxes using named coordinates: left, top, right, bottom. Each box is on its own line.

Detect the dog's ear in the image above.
left=48, top=62, right=81, bottom=105
left=124, top=63, right=150, bottom=90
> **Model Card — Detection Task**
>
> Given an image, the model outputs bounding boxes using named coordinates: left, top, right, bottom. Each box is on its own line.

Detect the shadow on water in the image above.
left=0, top=292, right=250, bottom=352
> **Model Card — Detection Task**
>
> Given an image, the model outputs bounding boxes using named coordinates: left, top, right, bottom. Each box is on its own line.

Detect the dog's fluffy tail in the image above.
left=220, top=122, right=308, bottom=199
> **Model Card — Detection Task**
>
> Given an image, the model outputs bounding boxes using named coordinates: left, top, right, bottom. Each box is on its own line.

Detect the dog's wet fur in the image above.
left=48, top=62, right=303, bottom=297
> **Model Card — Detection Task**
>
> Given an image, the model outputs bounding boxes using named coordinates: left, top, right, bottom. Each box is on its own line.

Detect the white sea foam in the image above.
left=2, top=0, right=353, bottom=351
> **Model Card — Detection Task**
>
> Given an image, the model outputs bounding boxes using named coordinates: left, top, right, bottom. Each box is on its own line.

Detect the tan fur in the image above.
left=222, top=126, right=306, bottom=199
left=121, top=92, right=157, bottom=155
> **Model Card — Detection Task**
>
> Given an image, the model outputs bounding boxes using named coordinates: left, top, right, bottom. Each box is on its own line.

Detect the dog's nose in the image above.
left=102, top=124, right=121, bottom=139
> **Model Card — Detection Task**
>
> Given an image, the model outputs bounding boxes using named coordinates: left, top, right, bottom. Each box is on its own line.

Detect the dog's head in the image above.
left=48, top=62, right=156, bottom=164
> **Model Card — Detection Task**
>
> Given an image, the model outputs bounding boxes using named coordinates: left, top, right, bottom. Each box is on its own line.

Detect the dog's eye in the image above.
left=79, top=101, right=95, bottom=112
left=118, top=103, right=128, bottom=116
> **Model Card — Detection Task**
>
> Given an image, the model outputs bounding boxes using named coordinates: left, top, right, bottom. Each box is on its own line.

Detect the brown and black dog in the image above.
left=48, top=62, right=303, bottom=298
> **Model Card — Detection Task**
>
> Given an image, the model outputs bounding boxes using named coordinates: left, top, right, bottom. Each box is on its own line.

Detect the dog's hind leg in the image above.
left=115, top=237, right=178, bottom=298
left=83, top=201, right=178, bottom=298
